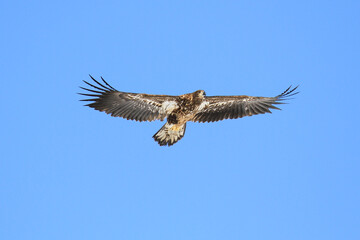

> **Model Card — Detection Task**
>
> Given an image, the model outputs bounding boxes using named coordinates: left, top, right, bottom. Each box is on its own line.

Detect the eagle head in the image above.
left=194, top=90, right=206, bottom=98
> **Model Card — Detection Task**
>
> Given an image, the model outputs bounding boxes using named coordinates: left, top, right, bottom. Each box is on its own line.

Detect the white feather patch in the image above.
left=161, top=101, right=178, bottom=114
left=198, top=101, right=210, bottom=111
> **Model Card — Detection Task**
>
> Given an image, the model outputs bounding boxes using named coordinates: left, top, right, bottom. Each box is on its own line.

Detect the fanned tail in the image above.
left=153, top=122, right=187, bottom=146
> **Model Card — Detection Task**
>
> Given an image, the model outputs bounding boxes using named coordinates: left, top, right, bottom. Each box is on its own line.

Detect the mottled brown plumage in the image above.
left=79, top=75, right=298, bottom=146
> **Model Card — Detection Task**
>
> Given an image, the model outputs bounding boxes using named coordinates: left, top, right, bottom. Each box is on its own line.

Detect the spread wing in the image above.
left=79, top=75, right=178, bottom=122
left=193, top=86, right=299, bottom=123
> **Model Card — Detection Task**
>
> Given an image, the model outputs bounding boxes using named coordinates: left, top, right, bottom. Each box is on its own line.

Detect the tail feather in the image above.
left=153, top=122, right=186, bottom=146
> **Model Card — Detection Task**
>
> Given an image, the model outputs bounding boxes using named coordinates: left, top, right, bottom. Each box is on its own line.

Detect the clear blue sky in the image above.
left=1, top=1, right=359, bottom=239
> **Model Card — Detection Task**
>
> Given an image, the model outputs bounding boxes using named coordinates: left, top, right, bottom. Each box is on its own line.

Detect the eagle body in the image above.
left=80, top=76, right=298, bottom=146
left=167, top=90, right=206, bottom=124
left=153, top=90, right=206, bottom=145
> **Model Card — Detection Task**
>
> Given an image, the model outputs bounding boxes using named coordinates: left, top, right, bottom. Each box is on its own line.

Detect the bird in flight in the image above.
left=79, top=75, right=298, bottom=146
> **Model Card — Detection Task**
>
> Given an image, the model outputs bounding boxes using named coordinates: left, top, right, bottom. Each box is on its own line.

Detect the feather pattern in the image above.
left=193, top=86, right=299, bottom=123
left=79, top=75, right=178, bottom=122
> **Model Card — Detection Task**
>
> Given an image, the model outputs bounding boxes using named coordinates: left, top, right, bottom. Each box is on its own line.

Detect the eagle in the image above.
left=79, top=75, right=298, bottom=146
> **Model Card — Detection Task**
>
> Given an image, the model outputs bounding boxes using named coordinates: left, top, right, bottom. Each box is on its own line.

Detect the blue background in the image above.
left=1, top=1, right=359, bottom=239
